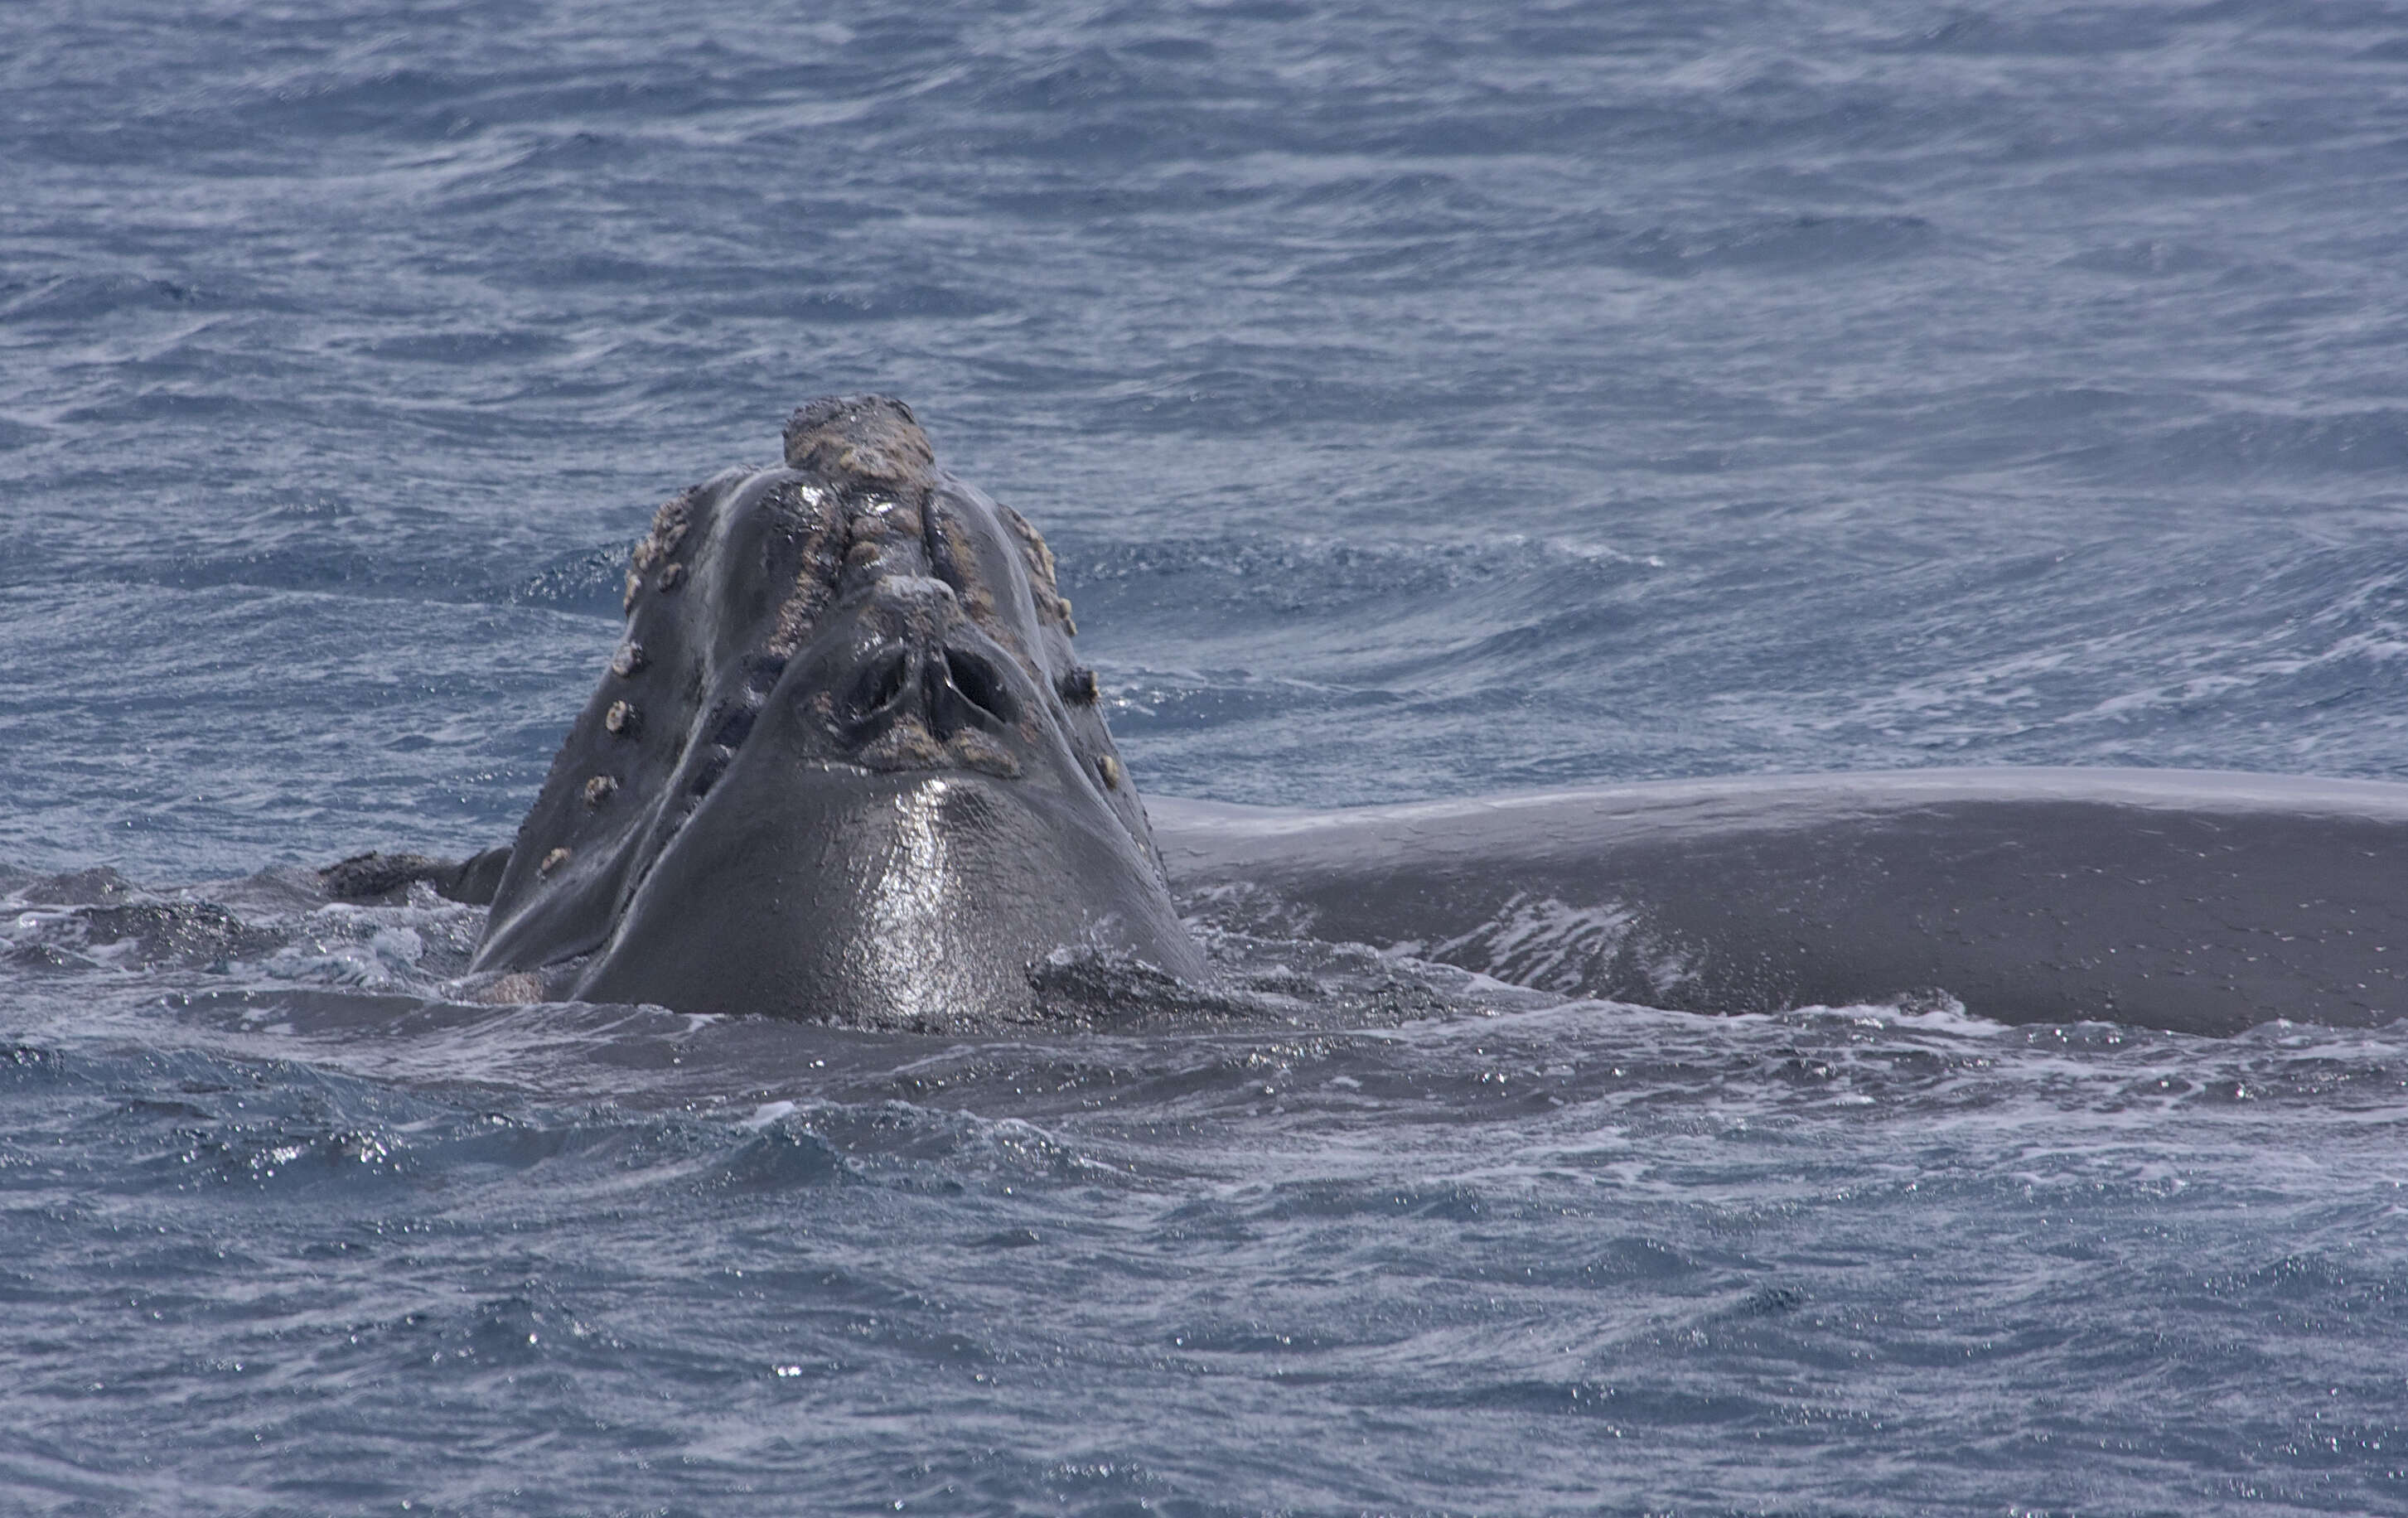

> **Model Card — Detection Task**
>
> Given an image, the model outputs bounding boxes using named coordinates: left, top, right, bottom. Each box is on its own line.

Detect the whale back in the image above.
left=1152, top=767, right=2408, bottom=1037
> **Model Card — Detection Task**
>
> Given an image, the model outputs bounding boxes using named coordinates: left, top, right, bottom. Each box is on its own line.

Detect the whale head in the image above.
left=470, top=396, right=1200, bottom=1029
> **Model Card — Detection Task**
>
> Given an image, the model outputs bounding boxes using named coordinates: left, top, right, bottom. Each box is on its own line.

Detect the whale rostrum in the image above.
left=459, top=395, right=1202, bottom=1030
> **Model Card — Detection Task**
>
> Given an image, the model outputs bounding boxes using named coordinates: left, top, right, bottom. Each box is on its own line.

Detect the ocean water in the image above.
left=3, top=1, right=2406, bottom=1512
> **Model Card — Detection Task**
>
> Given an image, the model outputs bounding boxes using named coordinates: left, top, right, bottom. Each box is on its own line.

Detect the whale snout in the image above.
left=469, top=395, right=1196, bottom=1026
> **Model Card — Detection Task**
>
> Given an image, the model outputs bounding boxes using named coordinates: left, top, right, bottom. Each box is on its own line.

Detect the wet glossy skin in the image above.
left=469, top=396, right=1201, bottom=1030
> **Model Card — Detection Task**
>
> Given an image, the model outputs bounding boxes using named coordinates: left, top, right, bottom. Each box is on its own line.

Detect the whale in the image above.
left=328, top=397, right=2408, bottom=1039
left=1150, top=769, right=2408, bottom=1037
left=452, top=395, right=1202, bottom=1032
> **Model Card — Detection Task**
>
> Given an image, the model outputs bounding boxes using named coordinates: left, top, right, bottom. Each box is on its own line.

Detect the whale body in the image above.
left=1153, top=768, right=2408, bottom=1037
left=331, top=398, right=2405, bottom=1039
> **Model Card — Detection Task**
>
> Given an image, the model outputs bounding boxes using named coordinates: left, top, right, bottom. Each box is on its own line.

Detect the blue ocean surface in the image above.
left=3, top=1, right=2407, bottom=1512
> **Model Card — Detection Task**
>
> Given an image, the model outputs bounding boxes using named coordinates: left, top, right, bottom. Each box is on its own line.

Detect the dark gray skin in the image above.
left=462, top=396, right=1202, bottom=1031
left=1151, top=768, right=2408, bottom=1037
left=331, top=399, right=2406, bottom=1038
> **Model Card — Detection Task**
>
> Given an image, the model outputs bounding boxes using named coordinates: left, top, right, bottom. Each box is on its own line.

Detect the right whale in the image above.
left=331, top=399, right=2406, bottom=1038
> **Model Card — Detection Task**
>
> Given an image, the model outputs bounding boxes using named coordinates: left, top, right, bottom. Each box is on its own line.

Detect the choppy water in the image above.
left=4, top=0, right=2406, bottom=1512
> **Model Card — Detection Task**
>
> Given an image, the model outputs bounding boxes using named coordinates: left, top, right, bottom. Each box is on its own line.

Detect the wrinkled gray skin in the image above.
left=464, top=396, right=1202, bottom=1031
